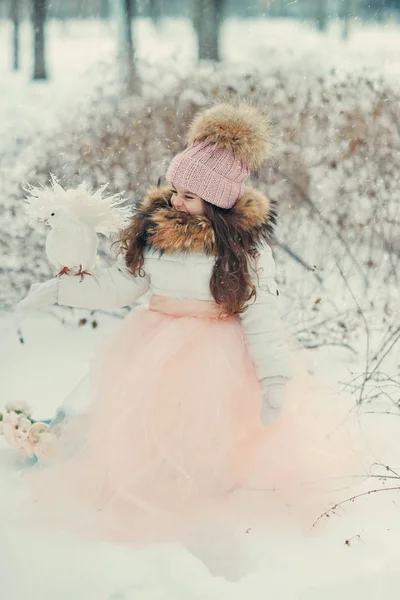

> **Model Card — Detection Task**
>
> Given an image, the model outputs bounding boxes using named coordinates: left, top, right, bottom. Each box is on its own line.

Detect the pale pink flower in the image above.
left=28, top=422, right=58, bottom=461
left=2, top=410, right=36, bottom=458
left=18, top=416, right=32, bottom=433
left=3, top=421, right=35, bottom=458
left=28, top=422, right=50, bottom=444
left=3, top=411, right=20, bottom=428
left=14, top=429, right=35, bottom=458
left=34, top=430, right=58, bottom=461
left=2, top=407, right=60, bottom=460
left=2, top=422, right=16, bottom=447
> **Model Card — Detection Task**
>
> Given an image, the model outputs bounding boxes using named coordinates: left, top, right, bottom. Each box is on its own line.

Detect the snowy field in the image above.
left=1, top=16, right=400, bottom=600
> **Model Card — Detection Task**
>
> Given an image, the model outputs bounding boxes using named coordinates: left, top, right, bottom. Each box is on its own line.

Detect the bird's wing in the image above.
left=77, top=225, right=99, bottom=271
left=45, top=231, right=64, bottom=270
left=46, top=225, right=97, bottom=271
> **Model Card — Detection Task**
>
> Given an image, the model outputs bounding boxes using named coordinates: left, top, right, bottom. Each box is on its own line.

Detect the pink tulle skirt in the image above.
left=25, top=297, right=369, bottom=544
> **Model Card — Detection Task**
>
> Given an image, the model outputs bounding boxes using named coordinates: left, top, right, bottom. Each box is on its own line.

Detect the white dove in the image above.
left=43, top=205, right=99, bottom=278
left=25, top=175, right=133, bottom=279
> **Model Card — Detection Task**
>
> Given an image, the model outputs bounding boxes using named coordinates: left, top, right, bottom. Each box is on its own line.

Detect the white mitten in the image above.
left=15, top=279, right=58, bottom=312
left=260, top=378, right=286, bottom=426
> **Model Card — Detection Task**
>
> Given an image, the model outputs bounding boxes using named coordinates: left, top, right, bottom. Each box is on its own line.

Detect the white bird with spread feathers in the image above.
left=25, top=176, right=133, bottom=280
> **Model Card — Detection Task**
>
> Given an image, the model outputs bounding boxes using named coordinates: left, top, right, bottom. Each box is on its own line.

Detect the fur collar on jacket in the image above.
left=134, top=184, right=277, bottom=255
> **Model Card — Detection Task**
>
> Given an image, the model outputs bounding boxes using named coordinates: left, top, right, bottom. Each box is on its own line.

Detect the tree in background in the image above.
left=149, top=0, right=163, bottom=26
left=10, top=0, right=21, bottom=71
left=339, top=0, right=360, bottom=40
left=315, top=0, right=328, bottom=31
left=194, top=0, right=226, bottom=61
left=100, top=0, right=110, bottom=19
left=115, top=0, right=137, bottom=93
left=32, top=0, right=47, bottom=79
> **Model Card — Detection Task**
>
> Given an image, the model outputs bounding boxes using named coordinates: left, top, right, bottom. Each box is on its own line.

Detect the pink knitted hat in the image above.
left=166, top=102, right=271, bottom=210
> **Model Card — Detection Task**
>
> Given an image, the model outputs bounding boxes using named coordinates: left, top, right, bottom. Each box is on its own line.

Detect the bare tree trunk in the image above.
left=100, top=0, right=110, bottom=19
left=32, top=0, right=47, bottom=80
left=149, top=0, right=163, bottom=26
left=116, top=0, right=137, bottom=93
left=340, top=0, right=357, bottom=40
left=194, top=0, right=226, bottom=62
left=11, top=0, right=21, bottom=71
left=315, top=0, right=328, bottom=32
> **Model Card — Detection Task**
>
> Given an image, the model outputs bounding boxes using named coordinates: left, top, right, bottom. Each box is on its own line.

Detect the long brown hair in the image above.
left=203, top=202, right=257, bottom=315
left=118, top=199, right=258, bottom=316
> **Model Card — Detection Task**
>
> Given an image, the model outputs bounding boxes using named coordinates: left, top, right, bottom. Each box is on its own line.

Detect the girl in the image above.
left=17, top=102, right=364, bottom=546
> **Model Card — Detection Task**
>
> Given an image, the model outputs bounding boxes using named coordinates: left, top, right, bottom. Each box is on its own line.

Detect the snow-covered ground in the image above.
left=1, top=15, right=400, bottom=600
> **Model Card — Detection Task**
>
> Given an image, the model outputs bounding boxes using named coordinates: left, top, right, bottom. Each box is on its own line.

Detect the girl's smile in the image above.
left=171, top=184, right=206, bottom=216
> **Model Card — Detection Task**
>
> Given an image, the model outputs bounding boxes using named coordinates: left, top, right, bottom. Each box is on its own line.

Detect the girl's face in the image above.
left=170, top=184, right=206, bottom=216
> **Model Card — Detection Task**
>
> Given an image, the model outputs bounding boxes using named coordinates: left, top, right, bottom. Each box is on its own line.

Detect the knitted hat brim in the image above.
left=166, top=151, right=245, bottom=210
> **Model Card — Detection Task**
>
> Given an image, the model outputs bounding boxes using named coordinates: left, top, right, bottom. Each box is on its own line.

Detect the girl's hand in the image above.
left=260, top=379, right=286, bottom=426
left=15, top=279, right=58, bottom=312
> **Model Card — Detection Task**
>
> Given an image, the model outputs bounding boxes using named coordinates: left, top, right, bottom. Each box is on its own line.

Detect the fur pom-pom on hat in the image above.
left=166, top=101, right=271, bottom=209
left=187, top=102, right=271, bottom=172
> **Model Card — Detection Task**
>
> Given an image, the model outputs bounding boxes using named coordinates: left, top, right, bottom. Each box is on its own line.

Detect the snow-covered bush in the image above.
left=28, top=64, right=400, bottom=285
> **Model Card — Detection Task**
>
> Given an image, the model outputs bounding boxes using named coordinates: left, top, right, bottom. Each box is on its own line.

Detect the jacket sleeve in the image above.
left=56, top=259, right=150, bottom=310
left=240, top=242, right=291, bottom=383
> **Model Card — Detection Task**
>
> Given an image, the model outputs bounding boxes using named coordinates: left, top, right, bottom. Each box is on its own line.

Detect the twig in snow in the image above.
left=344, top=533, right=363, bottom=547
left=369, top=327, right=400, bottom=379
left=312, top=486, right=400, bottom=529
left=294, top=308, right=355, bottom=335
left=336, top=262, right=371, bottom=404
left=302, top=341, right=357, bottom=354
left=274, top=239, right=323, bottom=285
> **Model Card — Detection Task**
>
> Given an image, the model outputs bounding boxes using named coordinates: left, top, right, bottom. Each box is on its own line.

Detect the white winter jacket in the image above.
left=57, top=185, right=291, bottom=384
